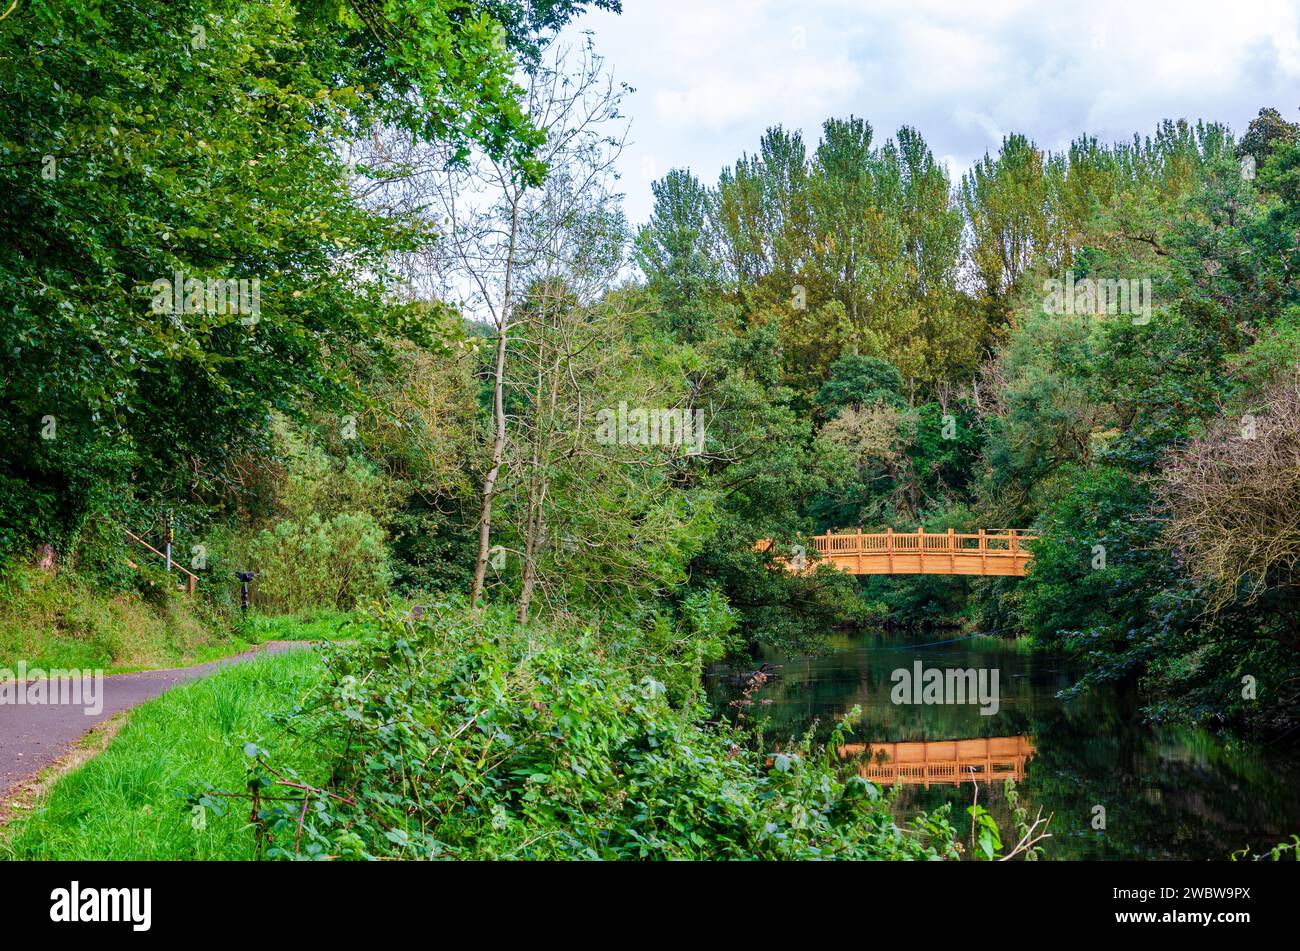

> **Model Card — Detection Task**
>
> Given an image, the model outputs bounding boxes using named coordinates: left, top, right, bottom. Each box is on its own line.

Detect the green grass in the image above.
left=967, top=632, right=1037, bottom=653
left=105, top=610, right=364, bottom=674
left=0, top=565, right=231, bottom=672
left=238, top=608, right=365, bottom=645
left=1, top=649, right=324, bottom=860
left=0, top=559, right=362, bottom=673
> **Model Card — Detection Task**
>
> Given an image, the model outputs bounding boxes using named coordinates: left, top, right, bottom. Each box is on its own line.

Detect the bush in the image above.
left=202, top=606, right=961, bottom=860
left=247, top=513, right=391, bottom=614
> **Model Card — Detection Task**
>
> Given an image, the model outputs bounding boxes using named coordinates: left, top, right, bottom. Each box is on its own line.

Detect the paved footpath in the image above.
left=0, top=642, right=305, bottom=804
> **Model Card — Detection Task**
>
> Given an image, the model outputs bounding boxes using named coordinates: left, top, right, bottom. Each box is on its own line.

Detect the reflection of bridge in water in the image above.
left=840, top=736, right=1036, bottom=787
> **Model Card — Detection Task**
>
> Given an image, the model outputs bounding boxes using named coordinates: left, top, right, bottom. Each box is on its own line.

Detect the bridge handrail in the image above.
left=810, top=528, right=1036, bottom=555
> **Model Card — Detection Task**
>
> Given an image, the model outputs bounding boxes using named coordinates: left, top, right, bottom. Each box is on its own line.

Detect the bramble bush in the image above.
left=196, top=605, right=962, bottom=860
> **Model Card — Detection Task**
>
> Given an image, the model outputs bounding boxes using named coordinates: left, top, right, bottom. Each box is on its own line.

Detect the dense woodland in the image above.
left=3, top=1, right=1299, bottom=858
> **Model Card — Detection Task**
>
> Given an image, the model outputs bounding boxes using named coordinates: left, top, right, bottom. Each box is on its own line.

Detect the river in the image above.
left=706, top=629, right=1300, bottom=860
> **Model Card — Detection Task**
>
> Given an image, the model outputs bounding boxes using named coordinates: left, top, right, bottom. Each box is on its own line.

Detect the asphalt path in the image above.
left=0, top=642, right=303, bottom=803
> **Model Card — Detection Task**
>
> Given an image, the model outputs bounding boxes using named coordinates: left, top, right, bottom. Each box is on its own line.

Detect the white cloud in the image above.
left=567, top=0, right=1300, bottom=223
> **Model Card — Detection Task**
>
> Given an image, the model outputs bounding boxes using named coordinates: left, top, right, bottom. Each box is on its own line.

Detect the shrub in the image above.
left=248, top=513, right=390, bottom=614
left=200, top=606, right=961, bottom=861
left=1157, top=373, right=1300, bottom=613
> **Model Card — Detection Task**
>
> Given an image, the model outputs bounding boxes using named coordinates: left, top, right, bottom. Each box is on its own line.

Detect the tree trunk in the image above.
left=517, top=363, right=545, bottom=624
left=517, top=311, right=559, bottom=624
left=469, top=199, right=520, bottom=611
left=517, top=501, right=542, bottom=623
left=470, top=319, right=510, bottom=610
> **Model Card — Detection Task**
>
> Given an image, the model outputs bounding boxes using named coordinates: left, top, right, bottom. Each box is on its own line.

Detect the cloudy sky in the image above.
left=565, top=0, right=1300, bottom=224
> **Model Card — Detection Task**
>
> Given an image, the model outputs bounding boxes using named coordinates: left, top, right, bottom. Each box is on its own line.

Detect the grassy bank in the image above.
left=1, top=649, right=323, bottom=860
left=0, top=565, right=226, bottom=671
left=5, top=605, right=978, bottom=861
left=0, top=564, right=361, bottom=672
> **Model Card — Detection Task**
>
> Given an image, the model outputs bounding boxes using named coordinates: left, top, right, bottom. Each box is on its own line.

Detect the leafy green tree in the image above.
left=961, top=133, right=1059, bottom=308
left=1237, top=106, right=1300, bottom=172
left=814, top=353, right=905, bottom=416
left=634, top=169, right=721, bottom=342
left=0, top=0, right=613, bottom=566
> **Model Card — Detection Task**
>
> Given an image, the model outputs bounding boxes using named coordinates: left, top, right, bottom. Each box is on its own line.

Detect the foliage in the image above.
left=197, top=607, right=960, bottom=860
left=1019, top=466, right=1162, bottom=668
left=1231, top=834, right=1300, bottom=861
left=1157, top=374, right=1300, bottom=616
left=248, top=513, right=391, bottom=614
left=0, top=0, right=610, bottom=567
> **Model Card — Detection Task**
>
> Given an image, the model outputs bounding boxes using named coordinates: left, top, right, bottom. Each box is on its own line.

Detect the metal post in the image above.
left=236, top=571, right=257, bottom=616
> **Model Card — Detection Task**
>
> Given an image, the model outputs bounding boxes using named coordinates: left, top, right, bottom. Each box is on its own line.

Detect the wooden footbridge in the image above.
left=761, top=528, right=1035, bottom=577
left=839, top=736, right=1037, bottom=787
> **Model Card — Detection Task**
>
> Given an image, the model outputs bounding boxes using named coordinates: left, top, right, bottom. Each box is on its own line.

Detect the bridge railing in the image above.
left=810, top=528, right=1035, bottom=556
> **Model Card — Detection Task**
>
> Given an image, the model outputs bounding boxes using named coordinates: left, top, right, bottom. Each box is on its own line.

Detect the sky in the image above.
left=564, top=0, right=1300, bottom=224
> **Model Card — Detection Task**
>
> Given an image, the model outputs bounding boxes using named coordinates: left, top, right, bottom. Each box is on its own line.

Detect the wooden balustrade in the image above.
left=762, top=528, right=1036, bottom=577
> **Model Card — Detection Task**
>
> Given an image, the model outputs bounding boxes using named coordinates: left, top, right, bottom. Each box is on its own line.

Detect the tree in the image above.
left=1157, top=374, right=1300, bottom=631
left=1237, top=106, right=1300, bottom=172
left=814, top=353, right=905, bottom=417
left=634, top=169, right=720, bottom=342
left=0, top=0, right=615, bottom=565
left=363, top=40, right=629, bottom=609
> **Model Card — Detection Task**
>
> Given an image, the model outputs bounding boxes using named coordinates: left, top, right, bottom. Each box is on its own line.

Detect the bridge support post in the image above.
left=886, top=527, right=894, bottom=574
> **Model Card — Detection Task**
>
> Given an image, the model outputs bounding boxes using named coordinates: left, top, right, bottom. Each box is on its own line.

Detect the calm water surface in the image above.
left=705, top=630, right=1300, bottom=860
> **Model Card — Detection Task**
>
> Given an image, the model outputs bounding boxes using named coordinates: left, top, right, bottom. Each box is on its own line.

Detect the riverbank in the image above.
left=1, top=608, right=976, bottom=861
left=11, top=606, right=1297, bottom=861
